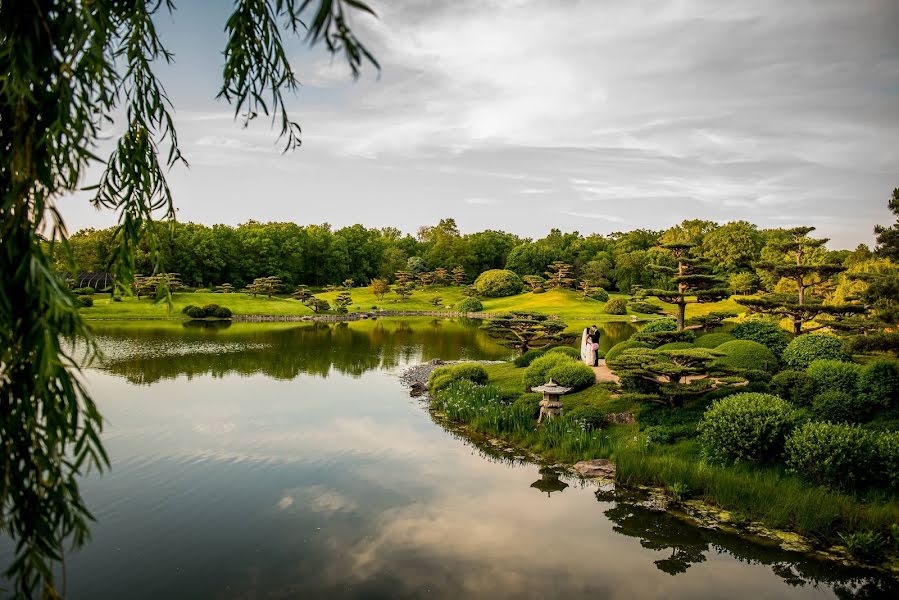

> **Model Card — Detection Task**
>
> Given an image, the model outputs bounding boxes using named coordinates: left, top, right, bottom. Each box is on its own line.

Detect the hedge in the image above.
left=546, top=361, right=596, bottom=391
left=640, top=319, right=676, bottom=334
left=858, top=359, right=899, bottom=409
left=698, top=393, right=796, bottom=464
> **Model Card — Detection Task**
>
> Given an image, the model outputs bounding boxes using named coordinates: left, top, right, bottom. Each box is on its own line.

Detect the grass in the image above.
left=80, top=285, right=747, bottom=326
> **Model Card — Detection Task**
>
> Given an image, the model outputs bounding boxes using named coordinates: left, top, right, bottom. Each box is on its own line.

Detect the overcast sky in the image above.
left=61, top=0, right=899, bottom=248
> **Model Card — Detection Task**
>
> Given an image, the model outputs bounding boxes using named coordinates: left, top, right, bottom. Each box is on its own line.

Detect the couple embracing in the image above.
left=581, top=325, right=601, bottom=367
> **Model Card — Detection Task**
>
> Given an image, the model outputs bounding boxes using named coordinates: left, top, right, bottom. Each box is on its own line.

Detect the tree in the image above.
left=334, top=291, right=353, bottom=314
left=430, top=296, right=444, bottom=308
left=874, top=188, right=899, bottom=261
left=451, top=265, right=467, bottom=286
left=729, top=272, right=758, bottom=295
left=738, top=227, right=859, bottom=335
left=291, top=285, right=312, bottom=302
left=304, top=298, right=331, bottom=313
left=607, top=347, right=742, bottom=408
left=216, top=283, right=235, bottom=294
left=394, top=270, right=412, bottom=286
left=433, top=267, right=449, bottom=285
left=370, top=278, right=391, bottom=301
left=0, top=1, right=378, bottom=594
left=342, top=278, right=354, bottom=289
left=393, top=283, right=413, bottom=301
left=544, top=261, right=576, bottom=289
left=700, top=221, right=763, bottom=272
left=640, top=244, right=730, bottom=331
left=416, top=271, right=435, bottom=287
left=578, top=279, right=598, bottom=300
left=581, top=258, right=612, bottom=290
left=406, top=256, right=428, bottom=276
left=482, top=313, right=568, bottom=354
left=522, top=275, right=546, bottom=292
left=247, top=276, right=283, bottom=298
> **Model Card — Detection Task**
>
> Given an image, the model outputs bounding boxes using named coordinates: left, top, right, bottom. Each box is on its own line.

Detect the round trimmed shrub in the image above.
left=604, top=298, right=628, bottom=315
left=812, top=390, right=868, bottom=423
left=657, top=342, right=694, bottom=351
left=185, top=306, right=206, bottom=319
left=858, top=359, right=899, bottom=409
left=513, top=347, right=548, bottom=368
left=715, top=340, right=779, bottom=373
left=458, top=297, right=484, bottom=313
left=428, top=363, right=489, bottom=393
left=545, top=346, right=581, bottom=360
left=731, top=320, right=790, bottom=358
left=473, top=269, right=524, bottom=298
left=698, top=393, right=796, bottom=464
left=641, top=319, right=677, bottom=334
left=770, top=370, right=817, bottom=406
left=605, top=341, right=651, bottom=364
left=785, top=422, right=898, bottom=491
left=591, top=288, right=609, bottom=302
left=524, top=353, right=574, bottom=390
left=201, top=303, right=221, bottom=313
left=694, top=332, right=735, bottom=349
left=77, top=295, right=93, bottom=308
left=546, top=361, right=595, bottom=391
left=782, top=334, right=847, bottom=369
left=181, top=304, right=197, bottom=315
left=806, top=359, right=861, bottom=395
left=214, top=306, right=233, bottom=319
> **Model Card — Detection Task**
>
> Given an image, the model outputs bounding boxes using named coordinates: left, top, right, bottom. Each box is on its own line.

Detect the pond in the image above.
left=2, top=318, right=894, bottom=598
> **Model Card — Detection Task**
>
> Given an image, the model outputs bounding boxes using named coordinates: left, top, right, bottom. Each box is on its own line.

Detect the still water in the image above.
left=3, top=319, right=894, bottom=598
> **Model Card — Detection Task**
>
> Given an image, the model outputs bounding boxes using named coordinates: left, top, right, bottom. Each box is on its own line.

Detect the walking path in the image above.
left=592, top=360, right=620, bottom=384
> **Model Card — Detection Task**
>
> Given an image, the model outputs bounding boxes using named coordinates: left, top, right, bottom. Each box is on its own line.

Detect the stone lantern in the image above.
left=530, top=467, right=569, bottom=497
left=531, top=379, right=571, bottom=423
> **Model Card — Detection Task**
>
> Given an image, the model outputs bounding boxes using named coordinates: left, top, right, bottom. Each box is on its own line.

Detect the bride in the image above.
left=581, top=327, right=596, bottom=366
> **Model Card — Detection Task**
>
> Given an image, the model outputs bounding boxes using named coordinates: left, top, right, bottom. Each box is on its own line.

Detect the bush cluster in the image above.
left=473, top=269, right=524, bottom=298
left=782, top=334, right=847, bottom=369
left=656, top=342, right=694, bottom=351
left=714, top=340, right=778, bottom=373
left=694, top=332, right=735, bottom=348
left=769, top=370, right=817, bottom=406
left=785, top=422, right=899, bottom=491
left=698, top=393, right=796, bottom=464
left=811, top=390, right=868, bottom=423
left=545, top=346, right=581, bottom=360
left=72, top=287, right=95, bottom=295
left=605, top=340, right=650, bottom=364
left=544, top=361, right=596, bottom=391
left=603, top=298, right=628, bottom=315
left=458, top=297, right=484, bottom=313
left=640, top=319, right=676, bottom=334
left=567, top=405, right=607, bottom=431
left=858, top=359, right=899, bottom=409
left=428, top=363, right=489, bottom=393
left=731, top=320, right=791, bottom=358
left=630, top=301, right=663, bottom=314
left=524, top=353, right=572, bottom=390
left=513, top=347, right=548, bottom=368
left=181, top=303, right=233, bottom=319
left=77, top=295, right=93, bottom=308
left=806, top=359, right=861, bottom=395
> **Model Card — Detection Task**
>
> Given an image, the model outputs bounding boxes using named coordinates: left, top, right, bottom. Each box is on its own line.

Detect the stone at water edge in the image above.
left=573, top=459, right=616, bottom=479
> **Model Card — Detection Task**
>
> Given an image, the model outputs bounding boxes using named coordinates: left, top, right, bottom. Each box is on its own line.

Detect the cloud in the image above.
left=463, top=197, right=496, bottom=205
left=562, top=211, right=623, bottom=223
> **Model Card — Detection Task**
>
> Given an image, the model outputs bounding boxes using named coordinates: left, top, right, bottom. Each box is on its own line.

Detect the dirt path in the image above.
left=592, top=360, right=620, bottom=384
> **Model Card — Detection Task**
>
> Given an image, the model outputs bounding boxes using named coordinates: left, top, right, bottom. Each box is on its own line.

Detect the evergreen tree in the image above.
left=640, top=243, right=729, bottom=331
left=216, top=283, right=235, bottom=294
left=482, top=312, right=567, bottom=355
left=544, top=261, right=575, bottom=289
left=874, top=188, right=899, bottom=261
left=451, top=265, right=467, bottom=286
left=291, top=285, right=312, bottom=302
left=335, top=291, right=352, bottom=313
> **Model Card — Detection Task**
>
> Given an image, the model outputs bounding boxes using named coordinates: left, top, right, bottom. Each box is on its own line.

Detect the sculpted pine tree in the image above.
left=430, top=296, right=444, bottom=307
left=394, top=270, right=412, bottom=286
left=247, top=276, right=283, bottom=298
left=523, top=275, right=546, bottom=292
left=334, top=291, right=352, bottom=313
left=416, top=271, right=435, bottom=287
left=216, top=283, right=235, bottom=294
left=433, top=267, right=449, bottom=285
left=578, top=279, right=597, bottom=300
left=737, top=227, right=862, bottom=335
left=304, top=297, right=331, bottom=313
left=482, top=312, right=567, bottom=354
left=342, top=278, right=354, bottom=289
left=393, top=283, right=412, bottom=301
left=544, top=261, right=576, bottom=289
left=640, top=244, right=730, bottom=331
left=0, top=1, right=379, bottom=594
left=291, top=284, right=312, bottom=302
left=451, top=265, right=467, bottom=286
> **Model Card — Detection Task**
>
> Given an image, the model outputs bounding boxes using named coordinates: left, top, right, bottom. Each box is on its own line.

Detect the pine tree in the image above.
left=640, top=244, right=729, bottom=331
left=335, top=291, right=352, bottom=313
left=215, top=283, right=234, bottom=294
left=433, top=267, right=449, bottom=285
left=544, top=261, right=575, bottom=289
left=482, top=312, right=567, bottom=354
left=451, top=265, right=467, bottom=286
left=291, top=285, right=312, bottom=302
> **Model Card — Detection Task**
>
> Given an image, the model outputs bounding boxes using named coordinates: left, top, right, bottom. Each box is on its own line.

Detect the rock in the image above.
left=573, top=459, right=616, bottom=480
left=605, top=412, right=635, bottom=425
left=408, top=382, right=426, bottom=397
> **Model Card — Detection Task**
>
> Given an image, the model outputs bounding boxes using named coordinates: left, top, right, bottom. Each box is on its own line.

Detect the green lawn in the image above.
left=79, top=285, right=748, bottom=323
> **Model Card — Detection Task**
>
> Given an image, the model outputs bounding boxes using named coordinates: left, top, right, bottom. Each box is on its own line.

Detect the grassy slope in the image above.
left=82, top=285, right=747, bottom=324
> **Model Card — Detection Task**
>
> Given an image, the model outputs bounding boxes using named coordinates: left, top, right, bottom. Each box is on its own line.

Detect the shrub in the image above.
left=770, top=370, right=817, bottom=406
left=785, top=422, right=899, bottom=491
left=77, top=295, right=93, bottom=308
left=71, top=287, right=95, bottom=295
left=513, top=347, right=549, bottom=368
left=185, top=306, right=206, bottom=319
left=112, top=296, right=122, bottom=302
left=858, top=359, right=899, bottom=409
left=546, top=361, right=596, bottom=391
left=641, top=319, right=676, bottom=334
left=214, top=306, right=233, bottom=319
left=458, top=297, right=484, bottom=313
left=714, top=340, right=778, bottom=373
left=428, top=363, right=489, bottom=393
left=845, top=332, right=899, bottom=355
left=694, top=333, right=735, bottom=349
left=812, top=390, right=868, bottom=423
left=545, top=346, right=581, bottom=359
left=806, top=359, right=861, bottom=395
left=731, top=320, right=791, bottom=358
left=630, top=301, right=663, bottom=314
left=201, top=303, right=221, bottom=313
left=512, top=394, right=542, bottom=419
left=698, top=393, right=796, bottom=464
left=605, top=341, right=650, bottom=364
left=782, top=334, right=847, bottom=369
left=567, top=405, right=606, bottom=431
left=181, top=305, right=197, bottom=315
left=195, top=287, right=211, bottom=293
left=839, top=531, right=887, bottom=562
left=590, top=288, right=609, bottom=302
left=657, top=342, right=694, bottom=351
left=473, top=269, right=524, bottom=298
left=604, top=298, right=628, bottom=315
left=631, top=330, right=695, bottom=347
left=524, top=353, right=574, bottom=390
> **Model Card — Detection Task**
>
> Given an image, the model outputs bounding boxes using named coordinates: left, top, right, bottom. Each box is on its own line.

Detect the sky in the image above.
left=61, top=0, right=899, bottom=248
